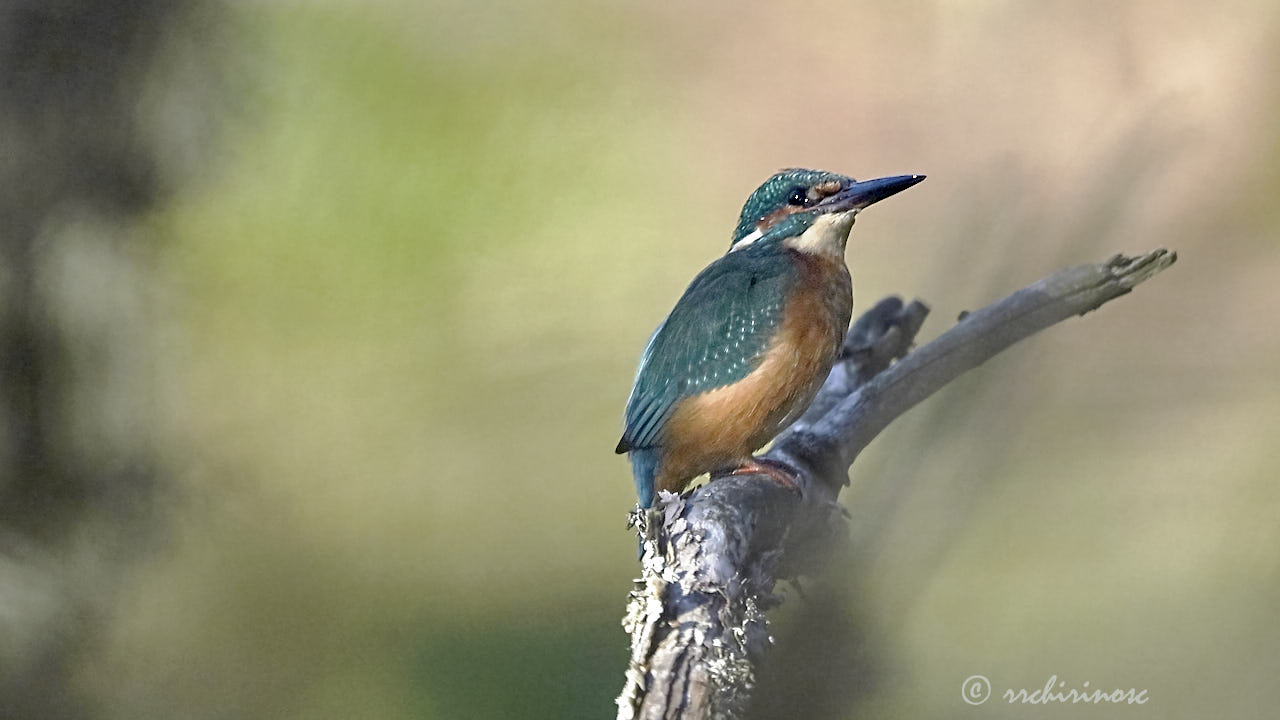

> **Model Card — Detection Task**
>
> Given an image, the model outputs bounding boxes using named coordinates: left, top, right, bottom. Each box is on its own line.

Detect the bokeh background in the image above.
left=1, top=1, right=1277, bottom=718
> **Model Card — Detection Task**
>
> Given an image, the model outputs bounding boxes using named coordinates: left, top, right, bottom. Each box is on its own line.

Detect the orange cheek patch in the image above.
left=756, top=205, right=806, bottom=232
left=813, top=180, right=842, bottom=197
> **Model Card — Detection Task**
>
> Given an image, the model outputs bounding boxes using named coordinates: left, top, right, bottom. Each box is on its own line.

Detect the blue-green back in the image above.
left=618, top=245, right=795, bottom=452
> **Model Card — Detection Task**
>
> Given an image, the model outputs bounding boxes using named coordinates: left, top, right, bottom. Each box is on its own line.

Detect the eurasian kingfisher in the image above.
left=616, top=168, right=925, bottom=507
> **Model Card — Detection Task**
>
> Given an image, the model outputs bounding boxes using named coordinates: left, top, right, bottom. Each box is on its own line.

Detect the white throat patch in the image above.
left=783, top=211, right=857, bottom=259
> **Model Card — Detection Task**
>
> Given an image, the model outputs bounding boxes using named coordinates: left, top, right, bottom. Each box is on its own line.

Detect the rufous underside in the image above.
left=652, top=252, right=852, bottom=495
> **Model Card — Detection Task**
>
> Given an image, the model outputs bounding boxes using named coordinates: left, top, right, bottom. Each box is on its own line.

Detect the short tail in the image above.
left=628, top=448, right=659, bottom=508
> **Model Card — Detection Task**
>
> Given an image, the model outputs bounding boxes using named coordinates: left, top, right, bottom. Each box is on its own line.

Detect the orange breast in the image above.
left=654, top=252, right=852, bottom=494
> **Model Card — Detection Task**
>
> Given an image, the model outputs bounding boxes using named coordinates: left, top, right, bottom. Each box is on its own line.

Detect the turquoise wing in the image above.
left=617, top=248, right=794, bottom=453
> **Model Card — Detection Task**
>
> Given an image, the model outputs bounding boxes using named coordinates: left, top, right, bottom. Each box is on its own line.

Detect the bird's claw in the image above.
left=728, top=457, right=802, bottom=495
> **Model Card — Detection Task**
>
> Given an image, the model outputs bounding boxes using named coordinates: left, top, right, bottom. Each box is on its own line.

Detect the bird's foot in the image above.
left=727, top=457, right=802, bottom=494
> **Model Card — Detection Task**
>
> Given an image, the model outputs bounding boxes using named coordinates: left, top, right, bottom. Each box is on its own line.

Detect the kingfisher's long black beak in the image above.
left=820, top=174, right=926, bottom=213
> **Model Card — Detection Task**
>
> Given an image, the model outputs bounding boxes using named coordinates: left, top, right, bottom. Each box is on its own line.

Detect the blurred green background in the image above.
left=3, top=1, right=1279, bottom=718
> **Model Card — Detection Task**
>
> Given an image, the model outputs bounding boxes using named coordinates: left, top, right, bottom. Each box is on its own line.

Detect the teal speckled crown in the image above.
left=730, top=168, right=854, bottom=245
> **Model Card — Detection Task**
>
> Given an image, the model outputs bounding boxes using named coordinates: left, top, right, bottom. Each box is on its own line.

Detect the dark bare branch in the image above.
left=617, top=249, right=1177, bottom=720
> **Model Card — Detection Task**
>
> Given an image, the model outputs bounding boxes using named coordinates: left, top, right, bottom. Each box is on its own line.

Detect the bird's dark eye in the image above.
left=786, top=187, right=810, bottom=207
